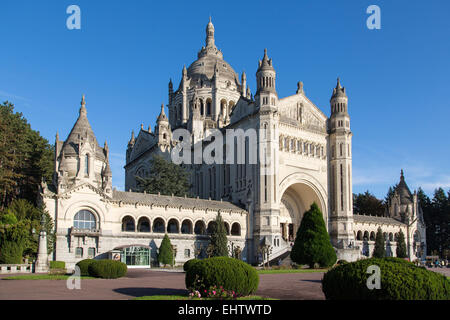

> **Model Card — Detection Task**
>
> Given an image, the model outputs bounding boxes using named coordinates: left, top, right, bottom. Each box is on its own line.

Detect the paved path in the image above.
left=0, top=270, right=325, bottom=300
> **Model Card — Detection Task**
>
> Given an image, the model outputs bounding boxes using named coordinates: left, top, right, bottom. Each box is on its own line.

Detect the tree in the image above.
left=353, top=191, right=385, bottom=217
left=372, top=227, right=386, bottom=258
left=396, top=230, right=407, bottom=258
left=158, top=234, right=174, bottom=267
left=0, top=199, right=55, bottom=261
left=0, top=219, right=29, bottom=264
left=290, top=203, right=337, bottom=268
left=136, top=155, right=190, bottom=197
left=0, top=101, right=54, bottom=209
left=209, top=213, right=228, bottom=257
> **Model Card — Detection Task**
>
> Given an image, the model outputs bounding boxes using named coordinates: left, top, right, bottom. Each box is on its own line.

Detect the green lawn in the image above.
left=133, top=295, right=276, bottom=300
left=3, top=274, right=95, bottom=280
left=257, top=268, right=328, bottom=274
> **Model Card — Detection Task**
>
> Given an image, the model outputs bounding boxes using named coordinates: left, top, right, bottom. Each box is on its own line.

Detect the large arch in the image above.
left=122, top=216, right=136, bottom=232
left=278, top=173, right=327, bottom=220
left=278, top=176, right=327, bottom=242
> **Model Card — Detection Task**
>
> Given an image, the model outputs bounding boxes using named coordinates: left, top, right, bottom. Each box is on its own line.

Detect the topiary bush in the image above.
left=185, top=257, right=259, bottom=297
left=322, top=257, right=450, bottom=300
left=88, top=260, right=127, bottom=279
left=50, top=261, right=65, bottom=269
left=76, top=259, right=95, bottom=276
left=290, top=203, right=337, bottom=268
left=183, top=259, right=200, bottom=272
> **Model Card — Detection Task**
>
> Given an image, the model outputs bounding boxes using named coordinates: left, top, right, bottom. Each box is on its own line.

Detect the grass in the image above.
left=133, top=295, right=277, bottom=300
left=3, top=274, right=95, bottom=280
left=257, top=268, right=328, bottom=274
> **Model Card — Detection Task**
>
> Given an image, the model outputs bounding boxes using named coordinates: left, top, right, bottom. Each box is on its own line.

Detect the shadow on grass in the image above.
left=113, top=287, right=188, bottom=298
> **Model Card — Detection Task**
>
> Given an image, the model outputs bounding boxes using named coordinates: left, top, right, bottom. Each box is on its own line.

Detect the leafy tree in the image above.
left=209, top=213, right=228, bottom=257
left=396, top=230, right=407, bottom=258
left=419, top=187, right=450, bottom=257
left=0, top=101, right=53, bottom=209
left=290, top=202, right=337, bottom=268
left=353, top=191, right=385, bottom=217
left=0, top=199, right=55, bottom=260
left=158, top=234, right=174, bottom=267
left=373, top=227, right=386, bottom=258
left=136, top=155, right=190, bottom=197
left=0, top=220, right=29, bottom=264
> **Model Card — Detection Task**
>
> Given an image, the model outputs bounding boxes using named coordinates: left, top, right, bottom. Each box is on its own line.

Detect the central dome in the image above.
left=187, top=18, right=239, bottom=84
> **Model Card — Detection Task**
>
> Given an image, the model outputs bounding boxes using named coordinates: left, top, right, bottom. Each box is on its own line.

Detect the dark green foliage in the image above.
left=353, top=191, right=385, bottom=217
left=76, top=259, right=96, bottom=276
left=49, top=261, right=65, bottom=269
left=396, top=230, right=407, bottom=258
left=158, top=234, right=174, bottom=266
left=185, top=257, right=259, bottom=296
left=373, top=227, right=386, bottom=258
left=418, top=187, right=450, bottom=258
left=322, top=257, right=450, bottom=300
left=336, top=260, right=348, bottom=265
left=0, top=199, right=56, bottom=259
left=88, top=260, right=127, bottom=279
left=0, top=220, right=28, bottom=264
left=136, top=155, right=190, bottom=196
left=209, top=213, right=228, bottom=257
left=0, top=240, right=24, bottom=264
left=290, top=203, right=337, bottom=268
left=183, top=259, right=200, bottom=272
left=1, top=212, right=18, bottom=225
left=0, top=101, right=53, bottom=209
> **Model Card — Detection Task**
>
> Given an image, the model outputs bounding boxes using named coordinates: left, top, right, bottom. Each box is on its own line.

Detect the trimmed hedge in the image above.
left=88, top=260, right=127, bottom=279
left=76, top=259, right=96, bottom=276
left=49, top=261, right=65, bottom=269
left=322, top=257, right=450, bottom=300
left=185, top=257, right=259, bottom=296
left=183, top=259, right=200, bottom=272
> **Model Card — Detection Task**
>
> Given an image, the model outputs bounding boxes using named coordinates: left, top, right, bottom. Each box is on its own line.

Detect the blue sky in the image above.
left=1, top=0, right=449, bottom=199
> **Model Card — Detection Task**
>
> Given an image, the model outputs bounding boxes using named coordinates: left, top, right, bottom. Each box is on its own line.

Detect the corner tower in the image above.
left=328, top=78, right=354, bottom=248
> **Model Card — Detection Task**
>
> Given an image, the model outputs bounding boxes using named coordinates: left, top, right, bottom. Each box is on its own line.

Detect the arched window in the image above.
left=137, top=217, right=150, bottom=233
left=231, top=223, right=241, bottom=236
left=181, top=220, right=193, bottom=234
left=363, top=231, right=369, bottom=241
left=389, top=233, right=393, bottom=241
left=206, top=100, right=212, bottom=116
left=370, top=231, right=375, bottom=241
left=224, top=222, right=230, bottom=235
left=122, top=216, right=135, bottom=232
left=84, top=154, right=89, bottom=175
left=74, top=210, right=96, bottom=230
left=194, top=221, right=206, bottom=235
left=356, top=231, right=362, bottom=240
left=152, top=218, right=165, bottom=233
left=167, top=219, right=179, bottom=233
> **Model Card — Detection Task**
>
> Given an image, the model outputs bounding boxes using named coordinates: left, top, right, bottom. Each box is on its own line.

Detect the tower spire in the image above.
left=80, top=94, right=87, bottom=116
left=205, top=17, right=215, bottom=48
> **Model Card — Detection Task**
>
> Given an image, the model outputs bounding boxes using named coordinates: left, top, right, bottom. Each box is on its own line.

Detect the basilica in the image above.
left=40, top=19, right=426, bottom=270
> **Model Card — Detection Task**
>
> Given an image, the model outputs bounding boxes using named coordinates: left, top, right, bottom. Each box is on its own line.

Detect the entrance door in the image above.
left=120, top=246, right=150, bottom=267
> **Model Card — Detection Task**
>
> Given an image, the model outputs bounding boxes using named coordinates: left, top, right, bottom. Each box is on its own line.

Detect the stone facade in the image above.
left=41, top=19, right=426, bottom=269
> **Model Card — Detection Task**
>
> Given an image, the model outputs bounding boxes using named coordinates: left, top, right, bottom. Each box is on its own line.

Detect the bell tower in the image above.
left=328, top=78, right=354, bottom=248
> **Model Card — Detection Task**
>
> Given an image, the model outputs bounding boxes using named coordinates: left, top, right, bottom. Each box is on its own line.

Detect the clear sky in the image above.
left=1, top=0, right=449, bottom=199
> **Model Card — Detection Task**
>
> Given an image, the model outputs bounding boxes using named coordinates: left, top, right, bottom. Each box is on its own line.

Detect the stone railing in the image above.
left=0, top=264, right=33, bottom=274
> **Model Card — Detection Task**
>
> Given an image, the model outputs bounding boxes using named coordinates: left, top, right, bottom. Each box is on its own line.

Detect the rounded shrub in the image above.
left=183, top=259, right=200, bottom=272
left=76, top=259, right=95, bottom=276
left=88, top=260, right=127, bottom=279
left=322, top=257, right=450, bottom=300
left=185, top=257, right=259, bottom=297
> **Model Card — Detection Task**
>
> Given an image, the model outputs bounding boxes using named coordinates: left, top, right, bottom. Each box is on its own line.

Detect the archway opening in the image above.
left=280, top=182, right=324, bottom=242
left=122, top=216, right=135, bottom=232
